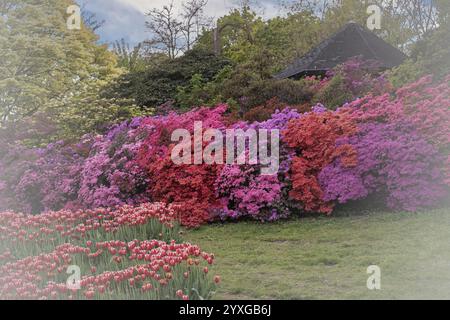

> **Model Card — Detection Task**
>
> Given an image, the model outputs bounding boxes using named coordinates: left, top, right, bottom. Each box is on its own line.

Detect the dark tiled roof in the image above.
left=274, top=22, right=407, bottom=79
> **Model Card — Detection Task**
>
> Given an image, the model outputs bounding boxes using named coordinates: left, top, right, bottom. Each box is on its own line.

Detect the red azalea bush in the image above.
left=283, top=107, right=358, bottom=213
left=136, top=105, right=227, bottom=227
left=146, top=154, right=222, bottom=228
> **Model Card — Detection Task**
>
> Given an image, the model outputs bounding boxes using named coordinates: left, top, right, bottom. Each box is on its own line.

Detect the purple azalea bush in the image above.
left=319, top=121, right=448, bottom=212
left=78, top=118, right=150, bottom=208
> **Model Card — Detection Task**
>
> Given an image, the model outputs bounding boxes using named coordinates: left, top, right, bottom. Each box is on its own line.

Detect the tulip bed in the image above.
left=0, top=203, right=220, bottom=300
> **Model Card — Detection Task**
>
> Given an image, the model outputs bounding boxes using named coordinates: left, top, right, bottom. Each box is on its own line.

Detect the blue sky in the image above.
left=77, top=0, right=281, bottom=46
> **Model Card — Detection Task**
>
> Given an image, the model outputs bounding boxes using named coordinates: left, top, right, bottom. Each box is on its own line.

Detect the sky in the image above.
left=77, top=0, right=281, bottom=46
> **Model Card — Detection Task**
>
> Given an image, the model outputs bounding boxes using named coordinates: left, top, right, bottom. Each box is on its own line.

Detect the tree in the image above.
left=280, top=0, right=341, bottom=19
left=112, top=39, right=152, bottom=73
left=0, top=0, right=142, bottom=144
left=181, top=0, right=212, bottom=51
left=145, top=0, right=210, bottom=59
left=145, top=2, right=183, bottom=59
left=81, top=4, right=105, bottom=32
left=196, top=4, right=324, bottom=72
left=282, top=0, right=441, bottom=50
left=398, top=0, right=439, bottom=38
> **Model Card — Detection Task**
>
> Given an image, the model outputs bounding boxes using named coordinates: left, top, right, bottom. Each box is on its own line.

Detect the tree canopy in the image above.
left=0, top=0, right=141, bottom=144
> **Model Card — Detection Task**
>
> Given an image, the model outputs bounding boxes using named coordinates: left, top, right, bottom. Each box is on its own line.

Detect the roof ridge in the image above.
left=353, top=23, right=380, bottom=61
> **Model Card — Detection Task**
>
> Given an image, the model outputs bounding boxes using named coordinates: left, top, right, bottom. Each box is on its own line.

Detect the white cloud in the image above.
left=78, top=0, right=280, bottom=45
left=113, top=0, right=280, bottom=20
left=114, top=0, right=235, bottom=18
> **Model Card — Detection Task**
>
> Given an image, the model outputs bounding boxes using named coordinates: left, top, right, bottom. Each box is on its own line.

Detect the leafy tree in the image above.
left=390, top=26, right=450, bottom=86
left=112, top=39, right=161, bottom=73
left=0, top=0, right=141, bottom=144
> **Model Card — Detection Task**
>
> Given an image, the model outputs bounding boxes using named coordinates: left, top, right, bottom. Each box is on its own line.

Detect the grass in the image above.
left=184, top=207, right=450, bottom=300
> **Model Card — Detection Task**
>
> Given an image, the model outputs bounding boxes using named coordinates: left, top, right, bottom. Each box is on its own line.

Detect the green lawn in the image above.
left=185, top=207, right=450, bottom=300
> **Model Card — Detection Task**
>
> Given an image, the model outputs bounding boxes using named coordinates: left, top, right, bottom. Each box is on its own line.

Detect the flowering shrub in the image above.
left=340, top=75, right=450, bottom=185
left=136, top=106, right=227, bottom=227
left=318, top=75, right=450, bottom=211
left=0, top=70, right=448, bottom=226
left=215, top=108, right=301, bottom=221
left=147, top=155, right=223, bottom=227
left=0, top=143, right=38, bottom=213
left=283, top=108, right=358, bottom=213
left=16, top=140, right=92, bottom=214
left=312, top=56, right=393, bottom=109
left=319, top=122, right=448, bottom=211
left=78, top=118, right=150, bottom=209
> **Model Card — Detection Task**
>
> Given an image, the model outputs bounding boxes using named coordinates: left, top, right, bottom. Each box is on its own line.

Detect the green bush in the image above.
left=112, top=48, right=230, bottom=110
left=312, top=74, right=353, bottom=110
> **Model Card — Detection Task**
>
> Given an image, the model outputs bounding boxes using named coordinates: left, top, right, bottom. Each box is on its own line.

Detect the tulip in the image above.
left=84, top=290, right=95, bottom=299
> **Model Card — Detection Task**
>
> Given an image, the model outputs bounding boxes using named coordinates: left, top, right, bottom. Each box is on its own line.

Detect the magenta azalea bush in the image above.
left=214, top=108, right=301, bottom=221
left=0, top=66, right=448, bottom=226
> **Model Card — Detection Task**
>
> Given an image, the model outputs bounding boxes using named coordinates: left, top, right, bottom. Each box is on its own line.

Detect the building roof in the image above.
left=274, top=22, right=407, bottom=79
